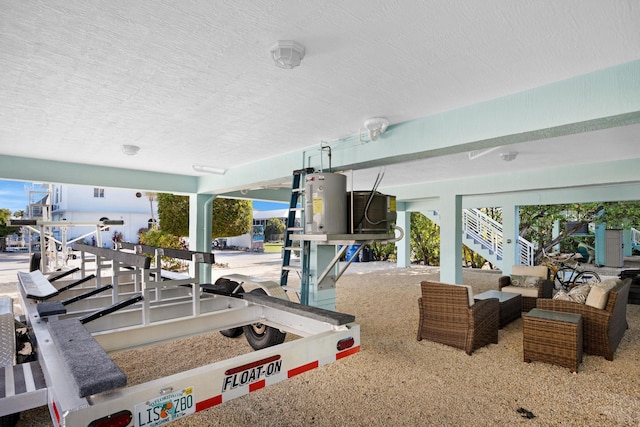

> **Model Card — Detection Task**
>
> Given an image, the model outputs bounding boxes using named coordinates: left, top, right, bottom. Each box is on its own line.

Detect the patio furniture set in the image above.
left=416, top=265, right=632, bottom=373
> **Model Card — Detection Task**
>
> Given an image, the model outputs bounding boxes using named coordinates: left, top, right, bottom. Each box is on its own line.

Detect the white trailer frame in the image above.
left=8, top=218, right=126, bottom=274
left=1, top=245, right=360, bottom=427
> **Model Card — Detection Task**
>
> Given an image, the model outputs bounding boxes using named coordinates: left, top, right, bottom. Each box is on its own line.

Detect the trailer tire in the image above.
left=243, top=288, right=287, bottom=350
left=215, top=278, right=245, bottom=338
left=29, top=253, right=41, bottom=272
left=0, top=413, right=20, bottom=427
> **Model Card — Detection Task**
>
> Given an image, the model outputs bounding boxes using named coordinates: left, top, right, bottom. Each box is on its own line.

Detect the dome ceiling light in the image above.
left=270, top=40, right=305, bottom=69
left=121, top=144, right=140, bottom=156
left=500, top=151, right=519, bottom=161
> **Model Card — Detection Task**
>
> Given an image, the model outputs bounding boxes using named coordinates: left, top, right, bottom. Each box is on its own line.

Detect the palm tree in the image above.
left=144, top=192, right=158, bottom=229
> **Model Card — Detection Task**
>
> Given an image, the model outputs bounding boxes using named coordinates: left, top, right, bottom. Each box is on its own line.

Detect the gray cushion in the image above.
left=48, top=318, right=126, bottom=397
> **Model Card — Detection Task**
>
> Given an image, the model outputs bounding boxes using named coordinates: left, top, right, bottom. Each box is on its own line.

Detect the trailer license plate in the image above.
left=134, top=387, right=195, bottom=427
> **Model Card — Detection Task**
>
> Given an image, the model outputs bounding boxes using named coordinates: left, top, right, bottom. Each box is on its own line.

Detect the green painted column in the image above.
left=440, top=195, right=462, bottom=284
left=395, top=206, right=410, bottom=268
left=623, top=228, right=632, bottom=257
left=307, top=242, right=339, bottom=310
left=501, top=204, right=518, bottom=273
left=189, top=193, right=215, bottom=283
left=552, top=220, right=561, bottom=252
left=594, top=223, right=606, bottom=266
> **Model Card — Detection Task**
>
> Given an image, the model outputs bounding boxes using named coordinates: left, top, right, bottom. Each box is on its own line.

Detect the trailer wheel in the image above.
left=29, top=253, right=41, bottom=272
left=0, top=412, right=20, bottom=427
left=243, top=288, right=286, bottom=350
left=215, top=278, right=245, bottom=338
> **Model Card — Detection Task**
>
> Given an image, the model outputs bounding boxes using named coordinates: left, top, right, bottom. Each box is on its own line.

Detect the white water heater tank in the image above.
left=304, top=172, right=347, bottom=234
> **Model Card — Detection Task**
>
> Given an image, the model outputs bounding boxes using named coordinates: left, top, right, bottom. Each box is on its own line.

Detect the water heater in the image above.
left=304, top=172, right=347, bottom=234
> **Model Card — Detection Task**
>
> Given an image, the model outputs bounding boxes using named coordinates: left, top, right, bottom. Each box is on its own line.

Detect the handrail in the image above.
left=518, top=236, right=535, bottom=266
left=462, top=208, right=534, bottom=266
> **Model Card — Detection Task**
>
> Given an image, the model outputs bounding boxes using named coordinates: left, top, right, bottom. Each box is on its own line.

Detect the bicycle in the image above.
left=540, top=248, right=601, bottom=291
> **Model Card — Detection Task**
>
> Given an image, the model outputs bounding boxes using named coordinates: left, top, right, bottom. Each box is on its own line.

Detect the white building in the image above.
left=223, top=208, right=296, bottom=250
left=26, top=184, right=290, bottom=251
left=47, top=184, right=158, bottom=247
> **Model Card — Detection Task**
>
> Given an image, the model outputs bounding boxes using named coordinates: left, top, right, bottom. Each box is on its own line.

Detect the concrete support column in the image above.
left=501, top=204, right=519, bottom=275
left=395, top=205, right=411, bottom=268
left=439, top=195, right=462, bottom=284
left=552, top=220, right=561, bottom=252
left=307, top=242, right=339, bottom=310
left=623, top=228, right=632, bottom=257
left=189, top=193, right=215, bottom=283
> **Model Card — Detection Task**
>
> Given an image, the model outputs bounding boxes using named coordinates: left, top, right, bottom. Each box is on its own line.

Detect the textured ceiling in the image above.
left=1, top=0, right=639, bottom=184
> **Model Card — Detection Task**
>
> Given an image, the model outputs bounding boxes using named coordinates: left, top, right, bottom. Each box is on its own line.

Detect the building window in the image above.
left=94, top=188, right=105, bottom=198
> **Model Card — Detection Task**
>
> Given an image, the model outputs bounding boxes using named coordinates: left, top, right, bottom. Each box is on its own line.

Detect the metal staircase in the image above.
left=425, top=208, right=534, bottom=268
left=280, top=168, right=314, bottom=290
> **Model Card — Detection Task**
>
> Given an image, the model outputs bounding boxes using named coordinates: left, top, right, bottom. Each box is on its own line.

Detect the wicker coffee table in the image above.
left=523, top=308, right=583, bottom=373
left=474, top=290, right=521, bottom=328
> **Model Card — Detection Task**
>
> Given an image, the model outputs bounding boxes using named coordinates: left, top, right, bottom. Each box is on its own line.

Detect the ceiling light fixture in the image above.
left=468, top=147, right=499, bottom=160
left=121, top=144, right=140, bottom=156
left=363, top=117, right=389, bottom=141
left=500, top=151, right=518, bottom=162
left=192, top=165, right=227, bottom=175
left=270, top=40, right=305, bottom=69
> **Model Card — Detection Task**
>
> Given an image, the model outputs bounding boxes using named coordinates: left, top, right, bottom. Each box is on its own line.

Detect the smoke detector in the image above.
left=363, top=117, right=389, bottom=141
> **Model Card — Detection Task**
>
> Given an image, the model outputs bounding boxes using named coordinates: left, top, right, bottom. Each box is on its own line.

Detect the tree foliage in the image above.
left=157, top=194, right=189, bottom=235
left=518, top=201, right=640, bottom=263
left=139, top=229, right=182, bottom=249
left=0, top=208, right=11, bottom=224
left=157, top=194, right=252, bottom=238
left=0, top=208, right=18, bottom=237
left=462, top=246, right=487, bottom=268
left=139, top=228, right=184, bottom=271
left=265, top=217, right=285, bottom=241
left=407, top=201, right=640, bottom=267
left=370, top=242, right=396, bottom=261
left=410, top=212, right=440, bottom=265
left=212, top=198, right=252, bottom=237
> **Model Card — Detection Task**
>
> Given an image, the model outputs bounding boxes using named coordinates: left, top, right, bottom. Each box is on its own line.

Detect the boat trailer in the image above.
left=0, top=244, right=359, bottom=426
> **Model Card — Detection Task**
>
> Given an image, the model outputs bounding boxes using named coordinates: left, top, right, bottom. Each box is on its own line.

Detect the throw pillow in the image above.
left=585, top=286, right=610, bottom=309
left=592, top=278, right=619, bottom=292
left=553, top=290, right=573, bottom=301
left=510, top=275, right=541, bottom=288
left=567, top=284, right=591, bottom=304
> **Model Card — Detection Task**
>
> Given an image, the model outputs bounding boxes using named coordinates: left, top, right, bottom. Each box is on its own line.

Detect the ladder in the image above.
left=280, top=168, right=314, bottom=290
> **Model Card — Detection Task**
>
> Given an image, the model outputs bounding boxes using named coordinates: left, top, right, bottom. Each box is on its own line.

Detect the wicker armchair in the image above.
left=537, top=278, right=631, bottom=361
left=498, top=265, right=554, bottom=312
left=417, top=281, right=499, bottom=355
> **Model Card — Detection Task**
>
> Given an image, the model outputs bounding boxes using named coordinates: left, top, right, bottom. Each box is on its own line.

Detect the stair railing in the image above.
left=462, top=208, right=534, bottom=266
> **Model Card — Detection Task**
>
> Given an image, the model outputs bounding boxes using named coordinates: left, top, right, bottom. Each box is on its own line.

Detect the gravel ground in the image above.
left=2, top=252, right=639, bottom=426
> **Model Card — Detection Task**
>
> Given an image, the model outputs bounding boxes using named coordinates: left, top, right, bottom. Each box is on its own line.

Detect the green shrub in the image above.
left=139, top=229, right=184, bottom=271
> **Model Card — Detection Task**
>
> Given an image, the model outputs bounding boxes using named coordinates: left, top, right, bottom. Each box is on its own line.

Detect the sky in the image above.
left=0, top=180, right=30, bottom=214
left=0, top=179, right=287, bottom=215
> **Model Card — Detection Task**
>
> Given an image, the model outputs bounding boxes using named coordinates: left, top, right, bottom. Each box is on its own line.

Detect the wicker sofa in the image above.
left=537, top=278, right=631, bottom=361
left=417, top=281, right=499, bottom=355
left=498, top=265, right=554, bottom=312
